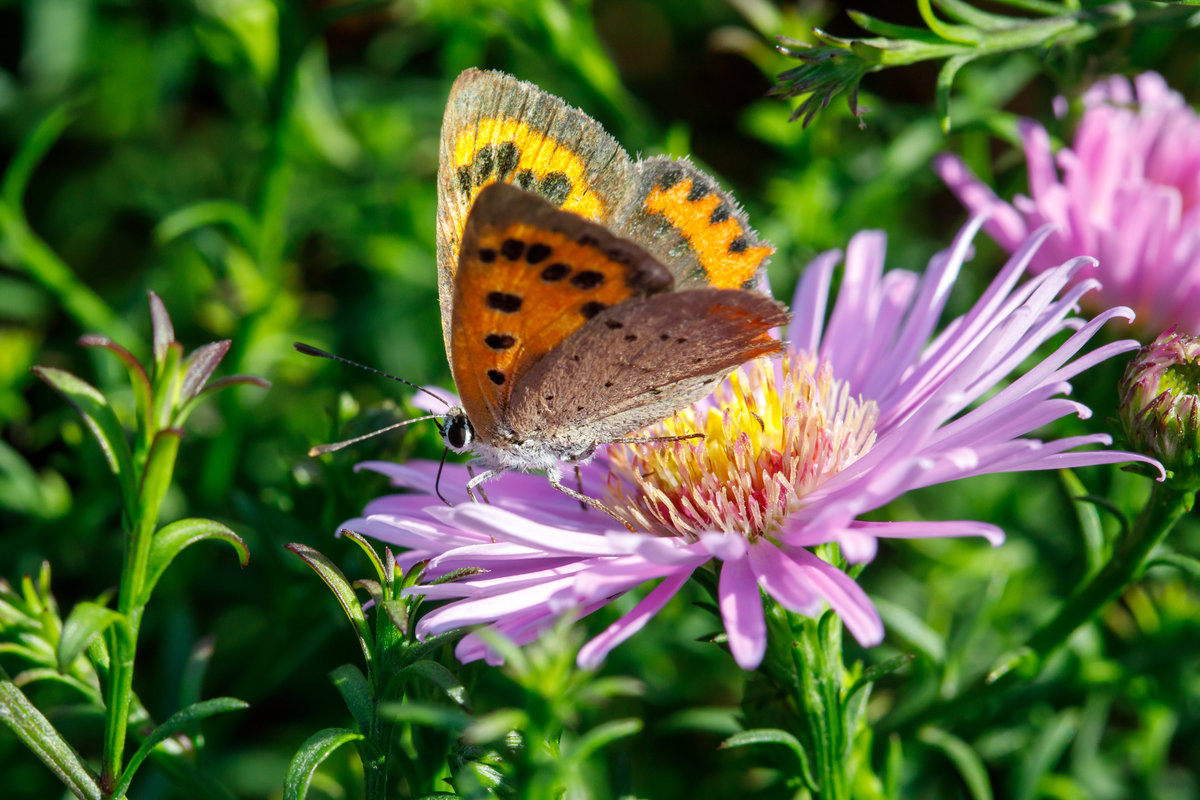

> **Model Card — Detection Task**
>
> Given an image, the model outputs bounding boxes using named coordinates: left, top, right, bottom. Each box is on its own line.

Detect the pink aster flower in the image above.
left=937, top=71, right=1200, bottom=335
left=346, top=220, right=1160, bottom=670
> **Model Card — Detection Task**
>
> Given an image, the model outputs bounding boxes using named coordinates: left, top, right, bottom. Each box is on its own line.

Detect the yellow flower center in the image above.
left=605, top=354, right=879, bottom=540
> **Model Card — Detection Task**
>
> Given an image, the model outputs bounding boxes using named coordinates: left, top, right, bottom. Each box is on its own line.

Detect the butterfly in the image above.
left=301, top=69, right=788, bottom=524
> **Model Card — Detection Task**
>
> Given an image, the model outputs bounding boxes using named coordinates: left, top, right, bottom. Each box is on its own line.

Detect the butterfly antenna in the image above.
left=293, top=342, right=450, bottom=408
left=308, top=414, right=442, bottom=457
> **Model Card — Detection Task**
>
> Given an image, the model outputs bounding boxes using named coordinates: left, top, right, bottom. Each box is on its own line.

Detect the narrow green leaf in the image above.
left=283, top=727, right=365, bottom=800
left=918, top=727, right=993, bottom=800
left=156, top=201, right=260, bottom=250
left=936, top=53, right=977, bottom=132
left=148, top=291, right=175, bottom=374
left=2, top=104, right=75, bottom=208
left=1014, top=709, right=1077, bottom=800
left=58, top=603, right=130, bottom=673
left=377, top=701, right=473, bottom=732
left=137, top=429, right=182, bottom=535
left=873, top=596, right=946, bottom=664
left=341, top=530, right=388, bottom=586
left=846, top=654, right=914, bottom=704
left=287, top=543, right=373, bottom=667
left=463, top=709, right=528, bottom=745
left=721, top=728, right=816, bottom=791
left=329, top=664, right=372, bottom=733
left=884, top=734, right=903, bottom=800
left=0, top=670, right=100, bottom=800
left=111, top=697, right=248, bottom=799
left=31, top=366, right=136, bottom=514
left=569, top=718, right=642, bottom=765
left=1148, top=552, right=1200, bottom=580
left=179, top=340, right=231, bottom=405
left=11, top=668, right=103, bottom=705
left=1058, top=470, right=1106, bottom=577
left=140, top=518, right=250, bottom=605
left=77, top=335, right=152, bottom=433
left=398, top=660, right=470, bottom=709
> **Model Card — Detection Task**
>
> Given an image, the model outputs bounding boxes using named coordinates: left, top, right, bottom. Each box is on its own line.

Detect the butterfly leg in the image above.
left=465, top=467, right=503, bottom=504
left=547, top=473, right=636, bottom=533
left=573, top=464, right=586, bottom=511
left=604, top=433, right=705, bottom=445
left=466, top=464, right=491, bottom=504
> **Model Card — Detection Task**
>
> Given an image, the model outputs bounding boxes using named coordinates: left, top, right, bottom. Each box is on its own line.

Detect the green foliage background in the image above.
left=2, top=0, right=1199, bottom=797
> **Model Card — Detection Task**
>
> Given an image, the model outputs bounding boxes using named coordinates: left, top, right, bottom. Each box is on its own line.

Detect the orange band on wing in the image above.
left=643, top=178, right=772, bottom=289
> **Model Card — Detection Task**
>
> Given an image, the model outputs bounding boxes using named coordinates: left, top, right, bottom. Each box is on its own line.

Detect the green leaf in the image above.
left=31, top=366, right=136, bottom=515
left=283, top=727, right=365, bottom=800
left=936, top=53, right=978, bottom=132
left=0, top=670, right=100, bottom=800
left=155, top=201, right=260, bottom=250
left=2, top=103, right=75, bottom=209
left=1014, top=709, right=1077, bottom=800
left=341, top=529, right=388, bottom=586
left=139, top=518, right=250, bottom=605
left=569, top=718, right=642, bottom=764
left=58, top=602, right=130, bottom=673
left=147, top=291, right=175, bottom=374
left=918, top=727, right=993, bottom=800
left=884, top=734, right=903, bottom=800
left=1058, top=469, right=1106, bottom=577
left=287, top=543, right=373, bottom=667
left=110, top=697, right=249, bottom=799
left=721, top=728, right=816, bottom=791
left=398, top=660, right=470, bottom=710
left=137, top=429, right=182, bottom=537
left=873, top=596, right=946, bottom=664
left=77, top=334, right=152, bottom=434
left=179, top=340, right=231, bottom=406
left=329, top=664, right=372, bottom=733
left=377, top=701, right=473, bottom=732
left=464, top=709, right=528, bottom=745
left=1148, top=552, right=1200, bottom=581
left=846, top=654, right=914, bottom=704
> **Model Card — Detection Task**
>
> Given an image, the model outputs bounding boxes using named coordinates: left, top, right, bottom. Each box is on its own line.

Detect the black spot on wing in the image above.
left=539, top=172, right=572, bottom=206
left=496, top=142, right=519, bottom=179
left=580, top=301, right=607, bottom=319
left=500, top=238, right=525, bottom=260
left=710, top=204, right=731, bottom=224
left=487, top=369, right=506, bottom=385
left=473, top=144, right=495, bottom=186
left=729, top=236, right=748, bottom=253
left=686, top=181, right=709, bottom=202
left=658, top=167, right=684, bottom=189
left=485, top=333, right=516, bottom=350
left=541, top=263, right=570, bottom=282
left=525, top=243, right=552, bottom=264
left=486, top=292, right=523, bottom=313
left=456, top=165, right=472, bottom=196
left=570, top=270, right=605, bottom=290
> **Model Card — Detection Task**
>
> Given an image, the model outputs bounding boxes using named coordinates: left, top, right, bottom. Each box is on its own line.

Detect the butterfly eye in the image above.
left=443, top=413, right=474, bottom=452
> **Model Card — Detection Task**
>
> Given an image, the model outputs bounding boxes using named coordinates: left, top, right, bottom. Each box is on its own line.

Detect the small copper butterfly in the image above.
left=302, top=69, right=788, bottom=522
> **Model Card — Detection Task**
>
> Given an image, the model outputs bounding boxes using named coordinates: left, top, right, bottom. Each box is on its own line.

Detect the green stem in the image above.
left=793, top=613, right=850, bottom=799
left=1025, top=481, right=1193, bottom=657
left=887, top=481, right=1193, bottom=734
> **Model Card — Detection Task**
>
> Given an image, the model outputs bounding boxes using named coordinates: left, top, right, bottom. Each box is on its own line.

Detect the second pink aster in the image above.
left=938, top=71, right=1200, bottom=336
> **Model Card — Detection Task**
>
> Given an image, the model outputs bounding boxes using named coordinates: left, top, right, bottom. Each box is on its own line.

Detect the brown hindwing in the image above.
left=450, top=183, right=675, bottom=441
left=506, top=288, right=789, bottom=449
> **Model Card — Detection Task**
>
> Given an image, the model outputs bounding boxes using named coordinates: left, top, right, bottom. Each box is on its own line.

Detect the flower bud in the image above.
left=1119, top=329, right=1200, bottom=490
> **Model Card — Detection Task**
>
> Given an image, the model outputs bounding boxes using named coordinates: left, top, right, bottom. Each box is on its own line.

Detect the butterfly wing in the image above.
left=614, top=156, right=774, bottom=292
left=437, top=69, right=634, bottom=351
left=505, top=288, right=788, bottom=451
left=450, top=183, right=674, bottom=443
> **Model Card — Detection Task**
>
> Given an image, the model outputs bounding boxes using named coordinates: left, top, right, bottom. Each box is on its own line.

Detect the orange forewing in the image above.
left=449, top=185, right=672, bottom=439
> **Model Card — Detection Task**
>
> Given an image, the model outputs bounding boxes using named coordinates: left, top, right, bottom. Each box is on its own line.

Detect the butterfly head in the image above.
left=439, top=407, right=474, bottom=454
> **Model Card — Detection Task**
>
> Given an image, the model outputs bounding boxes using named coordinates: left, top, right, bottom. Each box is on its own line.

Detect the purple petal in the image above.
left=577, top=570, right=694, bottom=669
left=717, top=555, right=767, bottom=669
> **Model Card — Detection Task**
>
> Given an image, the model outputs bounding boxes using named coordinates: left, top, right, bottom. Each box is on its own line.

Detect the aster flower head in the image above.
left=937, top=71, right=1200, bottom=336
left=348, top=220, right=1161, bottom=671
left=1119, top=328, right=1200, bottom=490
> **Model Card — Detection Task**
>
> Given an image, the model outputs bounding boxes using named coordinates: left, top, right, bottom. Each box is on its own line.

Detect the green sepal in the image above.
left=329, top=664, right=372, bottom=734
left=110, top=697, right=249, bottom=799
left=287, top=543, right=373, bottom=667
left=283, top=727, right=365, bottom=800
left=58, top=602, right=131, bottom=673
left=341, top=529, right=388, bottom=585
left=178, top=340, right=232, bottom=409
left=147, top=291, right=175, bottom=377
left=139, top=518, right=250, bottom=606
left=31, top=366, right=136, bottom=516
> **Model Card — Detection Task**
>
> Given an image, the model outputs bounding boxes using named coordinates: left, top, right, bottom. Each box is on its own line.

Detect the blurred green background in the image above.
left=3, top=0, right=1199, bottom=797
